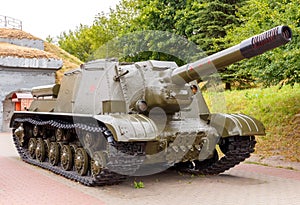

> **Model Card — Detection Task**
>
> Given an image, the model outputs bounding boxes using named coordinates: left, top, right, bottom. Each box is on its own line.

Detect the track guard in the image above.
left=208, top=113, right=265, bottom=137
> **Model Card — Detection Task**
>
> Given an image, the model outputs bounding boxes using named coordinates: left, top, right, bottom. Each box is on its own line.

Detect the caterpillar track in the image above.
left=12, top=117, right=145, bottom=186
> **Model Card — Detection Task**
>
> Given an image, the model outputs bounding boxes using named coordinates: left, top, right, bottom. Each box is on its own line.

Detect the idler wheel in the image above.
left=91, top=151, right=107, bottom=177
left=75, top=148, right=89, bottom=176
left=28, top=138, right=37, bottom=159
left=49, top=142, right=60, bottom=166
left=61, top=145, right=73, bottom=171
left=35, top=138, right=46, bottom=162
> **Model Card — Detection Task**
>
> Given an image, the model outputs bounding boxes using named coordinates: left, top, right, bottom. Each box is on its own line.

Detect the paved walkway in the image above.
left=0, top=132, right=104, bottom=205
left=1, top=132, right=300, bottom=205
left=0, top=157, right=104, bottom=205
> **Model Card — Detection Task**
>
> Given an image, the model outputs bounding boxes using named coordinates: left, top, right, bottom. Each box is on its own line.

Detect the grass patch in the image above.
left=223, top=84, right=300, bottom=162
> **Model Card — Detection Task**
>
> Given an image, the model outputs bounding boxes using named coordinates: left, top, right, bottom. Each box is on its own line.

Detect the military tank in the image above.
left=11, top=26, right=292, bottom=186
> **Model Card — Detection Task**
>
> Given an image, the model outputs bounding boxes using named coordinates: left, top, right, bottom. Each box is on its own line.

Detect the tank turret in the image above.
left=10, top=26, right=292, bottom=186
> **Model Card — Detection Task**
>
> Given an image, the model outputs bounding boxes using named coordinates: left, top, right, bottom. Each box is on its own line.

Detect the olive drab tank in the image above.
left=11, top=26, right=292, bottom=186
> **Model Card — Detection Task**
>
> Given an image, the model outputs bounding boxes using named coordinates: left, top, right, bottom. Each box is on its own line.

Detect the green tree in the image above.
left=135, top=0, right=244, bottom=53
left=175, top=0, right=245, bottom=54
left=133, top=0, right=245, bottom=89
left=225, top=0, right=300, bottom=87
left=133, top=0, right=187, bottom=31
left=125, top=0, right=189, bottom=63
left=57, top=0, right=299, bottom=87
left=58, top=0, right=244, bottom=64
left=178, top=0, right=245, bottom=89
left=58, top=24, right=94, bottom=61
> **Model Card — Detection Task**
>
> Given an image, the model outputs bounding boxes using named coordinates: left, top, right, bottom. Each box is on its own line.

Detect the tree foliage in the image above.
left=176, top=0, right=245, bottom=54
left=134, top=0, right=244, bottom=53
left=58, top=25, right=95, bottom=61
left=58, top=0, right=299, bottom=87
left=225, top=0, right=300, bottom=87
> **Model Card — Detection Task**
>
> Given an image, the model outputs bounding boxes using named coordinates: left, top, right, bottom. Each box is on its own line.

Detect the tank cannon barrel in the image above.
left=171, top=25, right=292, bottom=84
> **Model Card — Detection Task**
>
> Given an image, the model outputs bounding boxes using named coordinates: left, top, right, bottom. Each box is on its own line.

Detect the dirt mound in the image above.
left=0, top=42, right=59, bottom=59
left=0, top=28, right=40, bottom=40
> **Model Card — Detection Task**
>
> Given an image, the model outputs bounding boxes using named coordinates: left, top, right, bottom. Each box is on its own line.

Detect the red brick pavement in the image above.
left=0, top=157, right=105, bottom=205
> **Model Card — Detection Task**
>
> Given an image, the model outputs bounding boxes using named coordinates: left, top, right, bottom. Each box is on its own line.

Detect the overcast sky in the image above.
left=0, top=0, right=120, bottom=40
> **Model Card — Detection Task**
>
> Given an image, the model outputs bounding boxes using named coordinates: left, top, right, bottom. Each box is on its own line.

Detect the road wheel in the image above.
left=61, top=145, right=73, bottom=171
left=28, top=138, right=37, bottom=159
left=49, top=142, right=60, bottom=166
left=36, top=138, right=46, bottom=162
left=91, top=151, right=107, bottom=177
left=75, top=148, right=89, bottom=176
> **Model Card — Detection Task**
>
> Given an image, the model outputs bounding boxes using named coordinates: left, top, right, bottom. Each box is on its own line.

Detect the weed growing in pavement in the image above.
left=134, top=180, right=145, bottom=189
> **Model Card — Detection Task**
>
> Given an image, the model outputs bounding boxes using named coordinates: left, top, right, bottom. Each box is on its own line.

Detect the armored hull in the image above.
left=11, top=111, right=257, bottom=185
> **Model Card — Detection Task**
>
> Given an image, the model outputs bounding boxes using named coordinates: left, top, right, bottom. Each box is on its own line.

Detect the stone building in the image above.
left=0, top=28, right=63, bottom=131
